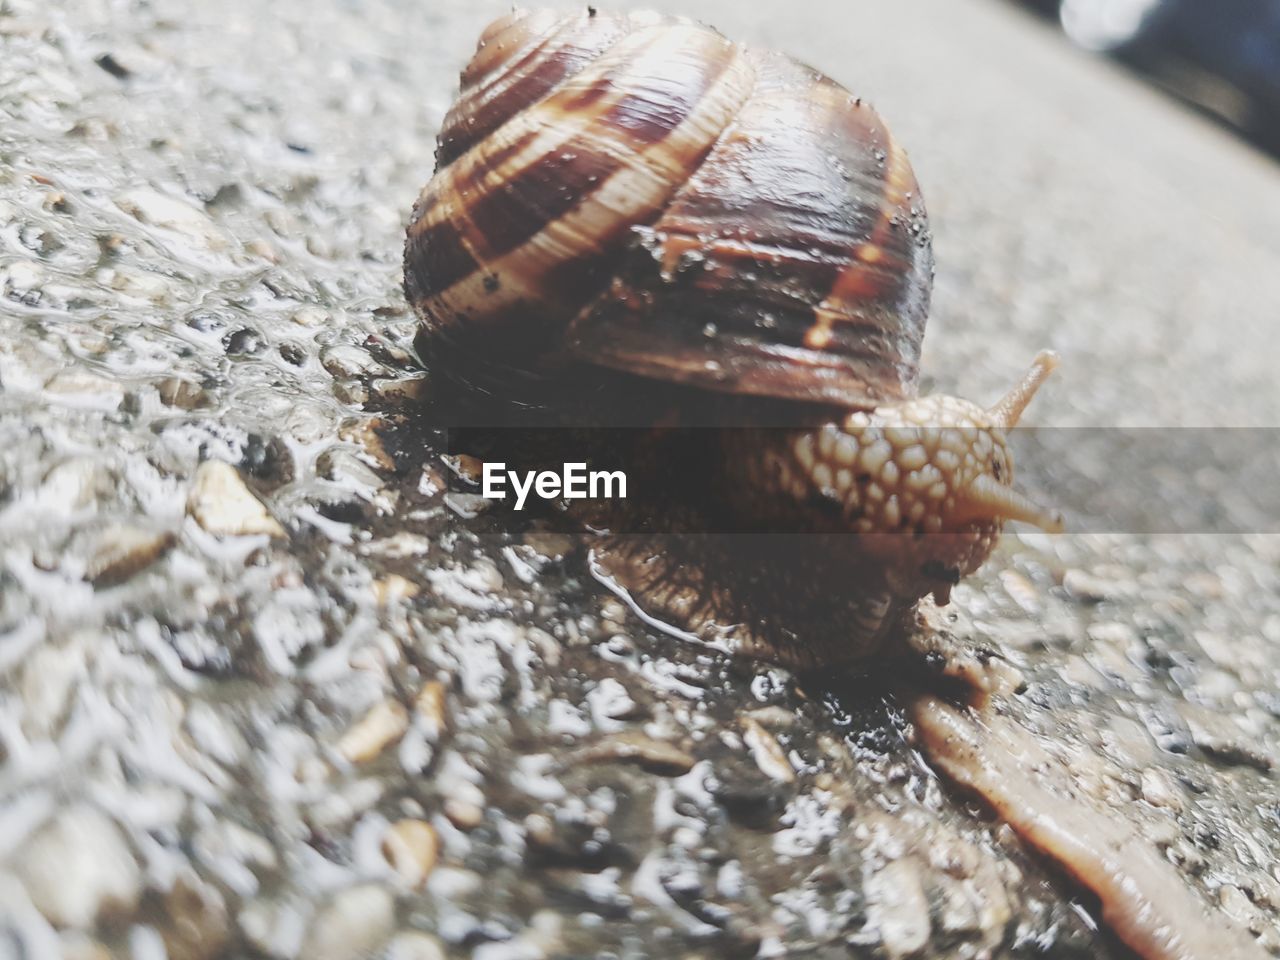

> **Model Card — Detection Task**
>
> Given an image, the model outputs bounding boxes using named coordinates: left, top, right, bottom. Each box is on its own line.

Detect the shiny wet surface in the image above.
left=1, top=0, right=1278, bottom=956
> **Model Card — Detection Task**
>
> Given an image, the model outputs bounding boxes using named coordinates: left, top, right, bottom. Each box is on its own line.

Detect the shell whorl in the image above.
left=405, top=9, right=934, bottom=407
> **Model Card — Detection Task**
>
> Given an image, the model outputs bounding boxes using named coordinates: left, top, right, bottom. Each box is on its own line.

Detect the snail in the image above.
left=403, top=8, right=1064, bottom=670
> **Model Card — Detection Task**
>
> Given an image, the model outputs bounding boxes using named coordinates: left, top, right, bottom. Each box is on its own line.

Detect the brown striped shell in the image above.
left=404, top=8, right=933, bottom=408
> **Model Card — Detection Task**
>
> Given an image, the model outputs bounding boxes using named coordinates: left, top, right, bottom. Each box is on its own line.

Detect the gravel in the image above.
left=1, top=0, right=1278, bottom=956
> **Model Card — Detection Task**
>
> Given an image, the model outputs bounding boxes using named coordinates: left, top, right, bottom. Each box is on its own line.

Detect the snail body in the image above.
left=405, top=9, right=1062, bottom=669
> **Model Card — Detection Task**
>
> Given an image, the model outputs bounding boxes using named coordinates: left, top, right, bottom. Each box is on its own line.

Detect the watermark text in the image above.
left=481, top=462, right=627, bottom=510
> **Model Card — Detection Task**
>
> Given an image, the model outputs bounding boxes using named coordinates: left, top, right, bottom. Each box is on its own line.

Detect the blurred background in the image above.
left=1016, top=0, right=1280, bottom=154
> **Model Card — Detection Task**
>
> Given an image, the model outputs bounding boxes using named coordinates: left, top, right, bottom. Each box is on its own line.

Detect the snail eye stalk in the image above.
left=988, top=351, right=1060, bottom=429
left=954, top=474, right=1065, bottom=533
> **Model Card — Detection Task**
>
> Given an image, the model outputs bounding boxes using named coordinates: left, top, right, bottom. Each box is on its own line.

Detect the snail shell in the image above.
left=404, top=7, right=932, bottom=408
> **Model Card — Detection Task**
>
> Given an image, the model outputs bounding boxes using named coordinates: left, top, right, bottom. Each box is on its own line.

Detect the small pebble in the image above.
left=299, top=885, right=395, bottom=960
left=157, top=377, right=210, bottom=409
left=361, top=532, right=431, bottom=559
left=85, top=526, right=175, bottom=586
left=442, top=453, right=485, bottom=484
left=3, top=258, right=43, bottom=292
left=522, top=531, right=575, bottom=561
left=374, top=375, right=429, bottom=402
left=116, top=188, right=227, bottom=250
left=109, top=268, right=173, bottom=302
left=1087, top=620, right=1137, bottom=646
left=381, top=819, right=439, bottom=888
left=444, top=492, right=491, bottom=518
left=372, top=574, right=420, bottom=605
left=318, top=448, right=384, bottom=490
left=245, top=238, right=279, bottom=262
left=999, top=569, right=1041, bottom=612
left=1139, top=768, right=1183, bottom=811
left=741, top=716, right=796, bottom=783
left=337, top=699, right=409, bottom=763
left=866, top=858, right=931, bottom=958
left=743, top=706, right=796, bottom=730
left=157, top=871, right=230, bottom=960
left=1063, top=568, right=1117, bottom=603
left=57, top=934, right=112, bottom=960
left=187, top=460, right=286, bottom=538
left=38, top=458, right=113, bottom=510
left=1182, top=706, right=1275, bottom=771
left=17, top=805, right=142, bottom=928
left=321, top=344, right=385, bottom=379
left=386, top=932, right=447, bottom=960
left=1219, top=884, right=1256, bottom=926
left=43, top=370, right=125, bottom=411
left=587, top=677, right=640, bottom=724
left=338, top=418, right=395, bottom=471
left=238, top=897, right=308, bottom=957
left=290, top=304, right=328, bottom=326
left=572, top=732, right=695, bottom=776
left=443, top=799, right=485, bottom=831
left=414, top=680, right=448, bottom=738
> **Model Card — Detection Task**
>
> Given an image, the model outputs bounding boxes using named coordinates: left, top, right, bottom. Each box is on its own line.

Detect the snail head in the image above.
left=782, top=351, right=1064, bottom=604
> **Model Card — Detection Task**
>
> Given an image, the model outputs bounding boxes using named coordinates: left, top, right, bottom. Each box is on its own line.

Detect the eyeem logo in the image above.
left=481, top=462, right=627, bottom=511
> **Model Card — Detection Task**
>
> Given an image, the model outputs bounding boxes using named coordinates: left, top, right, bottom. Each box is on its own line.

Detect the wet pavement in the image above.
left=1, top=0, right=1279, bottom=957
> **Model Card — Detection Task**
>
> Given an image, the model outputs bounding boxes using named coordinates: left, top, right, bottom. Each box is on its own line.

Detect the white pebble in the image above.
left=299, top=885, right=395, bottom=960
left=16, top=805, right=141, bottom=928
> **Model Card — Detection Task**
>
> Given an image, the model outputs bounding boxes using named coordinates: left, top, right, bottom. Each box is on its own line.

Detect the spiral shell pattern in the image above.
left=405, top=9, right=934, bottom=407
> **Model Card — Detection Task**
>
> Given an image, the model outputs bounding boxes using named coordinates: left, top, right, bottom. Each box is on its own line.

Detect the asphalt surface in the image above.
left=1, top=0, right=1279, bottom=957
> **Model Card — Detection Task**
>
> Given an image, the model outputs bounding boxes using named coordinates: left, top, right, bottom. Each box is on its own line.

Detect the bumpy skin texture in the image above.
left=595, top=362, right=1063, bottom=669
left=406, top=10, right=1061, bottom=668
left=590, top=533, right=922, bottom=669
left=733, top=391, right=1060, bottom=602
